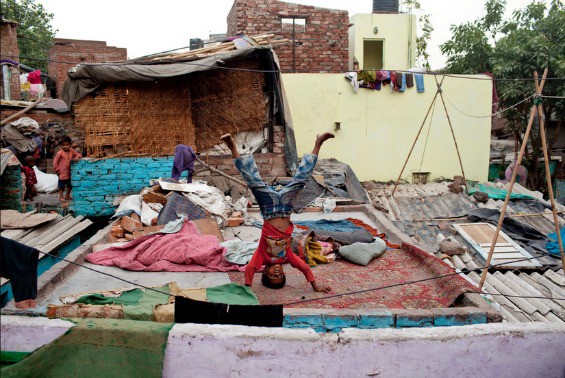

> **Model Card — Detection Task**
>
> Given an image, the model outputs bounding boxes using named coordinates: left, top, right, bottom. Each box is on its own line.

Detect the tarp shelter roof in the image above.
left=61, top=46, right=299, bottom=172
left=62, top=47, right=276, bottom=108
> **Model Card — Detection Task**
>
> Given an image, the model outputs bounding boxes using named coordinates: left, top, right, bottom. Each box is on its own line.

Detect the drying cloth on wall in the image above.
left=0, top=237, right=39, bottom=302
left=406, top=73, right=414, bottom=87
left=1, top=318, right=173, bottom=378
left=175, top=296, right=283, bottom=327
left=415, top=74, right=425, bottom=92
left=74, top=285, right=170, bottom=321
left=46, top=283, right=255, bottom=322
left=230, top=243, right=478, bottom=309
left=157, top=192, right=206, bottom=224
left=171, top=144, right=196, bottom=182
left=86, top=219, right=245, bottom=272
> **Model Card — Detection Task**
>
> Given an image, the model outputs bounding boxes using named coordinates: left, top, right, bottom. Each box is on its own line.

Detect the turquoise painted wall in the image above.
left=69, top=157, right=174, bottom=217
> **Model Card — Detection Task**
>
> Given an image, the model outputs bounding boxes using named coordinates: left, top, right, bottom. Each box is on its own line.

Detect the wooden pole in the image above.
left=479, top=68, right=549, bottom=290
left=534, top=72, right=565, bottom=268
left=392, top=77, right=444, bottom=196
left=0, top=97, right=45, bottom=126
left=435, top=75, right=468, bottom=194
left=194, top=156, right=247, bottom=187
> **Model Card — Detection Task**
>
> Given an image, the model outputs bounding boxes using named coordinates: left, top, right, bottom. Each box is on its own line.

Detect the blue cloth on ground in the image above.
left=293, top=219, right=364, bottom=233
left=546, top=226, right=565, bottom=256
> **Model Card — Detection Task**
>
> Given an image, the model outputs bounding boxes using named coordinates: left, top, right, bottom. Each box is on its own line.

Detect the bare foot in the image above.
left=220, top=133, right=239, bottom=158
left=220, top=133, right=234, bottom=145
left=59, top=197, right=66, bottom=202
left=65, top=196, right=73, bottom=201
left=316, top=132, right=335, bottom=144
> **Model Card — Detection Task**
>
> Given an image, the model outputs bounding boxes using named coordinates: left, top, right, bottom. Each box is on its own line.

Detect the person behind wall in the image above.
left=22, top=155, right=38, bottom=201
left=53, top=135, right=82, bottom=202
left=171, top=144, right=196, bottom=183
left=220, top=132, right=334, bottom=293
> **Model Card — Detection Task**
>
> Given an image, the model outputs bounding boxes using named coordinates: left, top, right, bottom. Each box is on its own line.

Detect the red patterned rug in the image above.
left=229, top=243, right=479, bottom=309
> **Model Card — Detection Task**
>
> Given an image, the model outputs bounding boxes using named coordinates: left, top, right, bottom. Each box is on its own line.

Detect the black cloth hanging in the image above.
left=1, top=237, right=39, bottom=302
left=174, top=296, right=283, bottom=327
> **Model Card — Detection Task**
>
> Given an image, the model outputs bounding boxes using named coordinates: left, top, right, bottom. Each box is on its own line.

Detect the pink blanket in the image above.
left=86, top=219, right=245, bottom=272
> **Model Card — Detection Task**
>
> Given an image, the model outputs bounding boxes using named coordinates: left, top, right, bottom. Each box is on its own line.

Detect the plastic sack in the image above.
left=112, top=195, right=142, bottom=219
left=33, top=166, right=58, bottom=193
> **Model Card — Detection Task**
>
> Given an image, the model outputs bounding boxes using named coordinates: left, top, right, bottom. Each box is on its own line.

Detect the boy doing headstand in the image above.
left=221, top=132, right=334, bottom=293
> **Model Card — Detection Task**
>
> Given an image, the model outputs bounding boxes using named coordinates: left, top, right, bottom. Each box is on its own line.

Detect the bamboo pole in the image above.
left=436, top=75, right=468, bottom=194
left=1, top=97, right=45, bottom=126
left=194, top=156, right=246, bottom=187
left=479, top=68, right=549, bottom=290
left=391, top=77, right=444, bottom=196
left=534, top=71, right=565, bottom=268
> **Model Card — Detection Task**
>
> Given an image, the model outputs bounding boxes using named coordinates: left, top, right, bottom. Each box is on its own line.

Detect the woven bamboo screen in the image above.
left=188, top=59, right=268, bottom=151
left=74, top=79, right=194, bottom=157
left=73, top=58, right=268, bottom=157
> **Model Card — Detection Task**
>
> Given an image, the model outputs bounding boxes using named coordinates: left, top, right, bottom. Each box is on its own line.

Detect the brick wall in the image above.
left=227, top=0, right=349, bottom=73
left=48, top=39, right=127, bottom=100
left=0, top=20, right=21, bottom=100
left=70, top=152, right=287, bottom=217
left=0, top=166, right=23, bottom=211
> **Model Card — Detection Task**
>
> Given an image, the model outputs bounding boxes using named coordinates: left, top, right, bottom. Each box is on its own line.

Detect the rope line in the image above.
left=22, top=244, right=564, bottom=307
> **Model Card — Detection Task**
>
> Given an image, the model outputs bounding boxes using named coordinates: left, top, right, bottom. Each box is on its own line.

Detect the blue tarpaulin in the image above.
left=546, top=226, right=565, bottom=256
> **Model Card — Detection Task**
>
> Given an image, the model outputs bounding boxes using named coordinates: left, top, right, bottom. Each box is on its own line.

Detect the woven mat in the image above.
left=229, top=243, right=478, bottom=309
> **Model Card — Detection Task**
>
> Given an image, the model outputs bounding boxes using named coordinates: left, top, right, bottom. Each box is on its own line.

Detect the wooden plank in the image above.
left=479, top=243, right=513, bottom=247
left=454, top=222, right=542, bottom=268
left=30, top=216, right=83, bottom=249
left=457, top=223, right=506, bottom=244
left=193, top=218, right=224, bottom=242
left=18, top=216, right=63, bottom=244
left=39, top=220, right=93, bottom=254
left=482, top=247, right=521, bottom=253
left=492, top=252, right=529, bottom=260
left=0, top=229, right=29, bottom=240
left=22, top=215, right=73, bottom=247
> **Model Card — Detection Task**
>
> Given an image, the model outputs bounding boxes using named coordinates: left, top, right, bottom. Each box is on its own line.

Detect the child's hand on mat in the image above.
left=311, top=281, right=331, bottom=293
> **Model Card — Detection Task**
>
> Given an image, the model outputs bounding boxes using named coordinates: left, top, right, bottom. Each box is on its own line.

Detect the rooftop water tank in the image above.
left=373, top=0, right=399, bottom=13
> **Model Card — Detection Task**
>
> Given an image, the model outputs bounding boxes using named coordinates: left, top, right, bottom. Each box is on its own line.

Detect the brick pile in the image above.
left=0, top=166, right=23, bottom=211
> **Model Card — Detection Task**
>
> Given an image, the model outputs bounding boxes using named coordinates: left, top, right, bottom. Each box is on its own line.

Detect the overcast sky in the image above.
left=36, top=0, right=544, bottom=69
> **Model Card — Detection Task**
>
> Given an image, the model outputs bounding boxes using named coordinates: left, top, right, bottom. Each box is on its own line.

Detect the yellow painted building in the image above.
left=349, top=13, right=417, bottom=71
left=281, top=11, right=492, bottom=183
left=282, top=73, right=492, bottom=183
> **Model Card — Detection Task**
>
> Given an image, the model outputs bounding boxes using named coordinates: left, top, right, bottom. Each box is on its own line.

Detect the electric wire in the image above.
left=20, top=240, right=564, bottom=307
left=4, top=53, right=565, bottom=82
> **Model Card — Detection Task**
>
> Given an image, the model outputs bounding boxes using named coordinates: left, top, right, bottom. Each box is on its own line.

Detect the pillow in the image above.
left=338, top=238, right=387, bottom=266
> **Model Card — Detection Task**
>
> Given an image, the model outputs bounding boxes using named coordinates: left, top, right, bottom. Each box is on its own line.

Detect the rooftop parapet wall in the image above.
left=3, top=317, right=564, bottom=376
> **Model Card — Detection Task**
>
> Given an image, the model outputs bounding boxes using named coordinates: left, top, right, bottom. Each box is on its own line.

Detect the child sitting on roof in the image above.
left=220, top=132, right=333, bottom=293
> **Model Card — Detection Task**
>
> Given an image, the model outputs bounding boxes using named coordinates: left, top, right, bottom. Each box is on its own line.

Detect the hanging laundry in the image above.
left=390, top=71, right=398, bottom=91
left=415, top=74, right=425, bottom=93
left=28, top=70, right=42, bottom=84
left=399, top=73, right=407, bottom=92
left=405, top=73, right=414, bottom=87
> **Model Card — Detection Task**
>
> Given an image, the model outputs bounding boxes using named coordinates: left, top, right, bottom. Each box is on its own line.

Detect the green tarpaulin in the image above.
left=1, top=318, right=173, bottom=378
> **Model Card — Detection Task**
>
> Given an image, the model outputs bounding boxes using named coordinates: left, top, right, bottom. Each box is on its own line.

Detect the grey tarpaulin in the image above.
left=61, top=47, right=299, bottom=173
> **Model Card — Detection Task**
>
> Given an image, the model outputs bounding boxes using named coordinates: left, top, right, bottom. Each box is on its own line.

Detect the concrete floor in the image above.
left=41, top=210, right=377, bottom=306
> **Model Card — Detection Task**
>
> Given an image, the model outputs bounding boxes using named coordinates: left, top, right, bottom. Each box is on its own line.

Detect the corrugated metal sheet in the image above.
left=364, top=181, right=565, bottom=322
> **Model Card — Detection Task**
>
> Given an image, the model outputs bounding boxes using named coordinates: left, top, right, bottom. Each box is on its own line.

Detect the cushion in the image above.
left=338, top=238, right=387, bottom=266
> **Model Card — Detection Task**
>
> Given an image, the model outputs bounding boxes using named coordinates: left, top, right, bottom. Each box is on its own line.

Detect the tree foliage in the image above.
left=404, top=0, right=433, bottom=70
left=440, top=0, right=565, bottom=193
left=0, top=0, right=56, bottom=72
